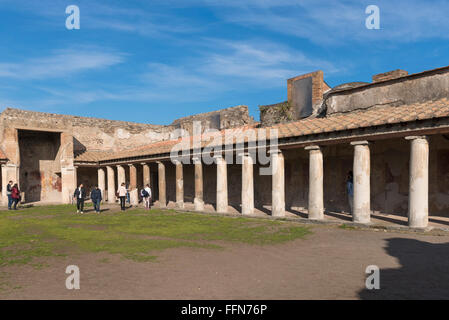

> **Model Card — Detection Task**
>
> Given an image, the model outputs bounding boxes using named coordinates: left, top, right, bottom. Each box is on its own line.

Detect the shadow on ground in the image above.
left=359, top=238, right=449, bottom=299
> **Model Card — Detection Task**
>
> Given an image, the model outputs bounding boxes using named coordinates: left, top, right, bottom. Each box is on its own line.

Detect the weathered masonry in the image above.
left=2, top=65, right=449, bottom=229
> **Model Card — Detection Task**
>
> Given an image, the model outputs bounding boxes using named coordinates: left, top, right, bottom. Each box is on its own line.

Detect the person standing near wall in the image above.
left=73, top=183, right=86, bottom=214
left=90, top=186, right=102, bottom=214
left=346, top=171, right=354, bottom=215
left=6, top=181, right=13, bottom=210
left=125, top=181, right=130, bottom=204
left=11, top=183, right=20, bottom=210
left=117, top=182, right=127, bottom=211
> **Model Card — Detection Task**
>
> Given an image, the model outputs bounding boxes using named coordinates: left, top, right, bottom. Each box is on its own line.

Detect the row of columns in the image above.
left=301, top=136, right=429, bottom=228
left=93, top=135, right=429, bottom=228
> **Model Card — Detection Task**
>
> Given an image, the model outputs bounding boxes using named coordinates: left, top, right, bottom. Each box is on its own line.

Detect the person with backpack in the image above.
left=90, top=186, right=102, bottom=213
left=11, top=183, right=20, bottom=210
left=73, top=183, right=86, bottom=214
left=141, top=184, right=152, bottom=210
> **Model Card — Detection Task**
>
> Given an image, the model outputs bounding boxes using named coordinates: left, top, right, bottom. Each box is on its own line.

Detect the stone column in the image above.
left=97, top=167, right=106, bottom=202
left=157, top=161, right=166, bottom=208
left=271, top=149, right=285, bottom=217
left=129, top=164, right=138, bottom=206
left=117, top=165, right=125, bottom=187
left=142, top=163, right=151, bottom=187
left=241, top=152, right=254, bottom=215
left=193, top=157, right=204, bottom=211
left=107, top=166, right=116, bottom=204
left=214, top=155, right=228, bottom=213
left=351, top=141, right=371, bottom=224
left=175, top=160, right=184, bottom=209
left=406, top=136, right=429, bottom=228
left=305, top=146, right=324, bottom=220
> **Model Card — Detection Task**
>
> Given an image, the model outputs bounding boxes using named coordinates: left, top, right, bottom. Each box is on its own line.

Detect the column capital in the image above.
left=350, top=140, right=370, bottom=146
left=128, top=163, right=136, bottom=167
left=140, top=162, right=148, bottom=166
left=305, top=145, right=321, bottom=151
left=213, top=154, right=223, bottom=159
left=405, top=135, right=428, bottom=141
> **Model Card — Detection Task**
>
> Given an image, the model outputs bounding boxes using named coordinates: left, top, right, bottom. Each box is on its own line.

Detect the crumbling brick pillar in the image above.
left=193, top=157, right=204, bottom=211
left=214, top=155, right=228, bottom=213
left=157, top=161, right=166, bottom=208
left=61, top=166, right=77, bottom=204
left=60, top=132, right=76, bottom=204
left=406, top=136, right=429, bottom=228
left=351, top=141, right=371, bottom=224
left=107, top=166, right=116, bottom=203
left=241, top=152, right=254, bottom=215
left=305, top=145, right=324, bottom=220
left=271, top=149, right=285, bottom=217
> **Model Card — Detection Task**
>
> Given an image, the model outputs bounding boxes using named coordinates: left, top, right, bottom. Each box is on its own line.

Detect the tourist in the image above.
left=73, top=183, right=86, bottom=214
left=90, top=186, right=102, bottom=213
left=141, top=184, right=152, bottom=210
left=11, top=183, right=20, bottom=210
left=6, top=180, right=13, bottom=210
left=117, top=182, right=127, bottom=211
left=346, top=171, right=354, bottom=215
left=125, top=181, right=130, bottom=204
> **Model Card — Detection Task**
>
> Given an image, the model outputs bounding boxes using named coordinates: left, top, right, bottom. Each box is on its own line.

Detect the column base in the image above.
left=176, top=201, right=185, bottom=209
left=194, top=198, right=204, bottom=211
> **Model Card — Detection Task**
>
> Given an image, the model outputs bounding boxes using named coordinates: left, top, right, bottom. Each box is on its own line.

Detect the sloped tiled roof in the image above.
left=75, top=97, right=449, bottom=163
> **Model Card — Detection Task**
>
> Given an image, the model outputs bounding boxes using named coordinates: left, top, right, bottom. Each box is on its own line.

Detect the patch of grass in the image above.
left=339, top=224, right=357, bottom=230
left=0, top=205, right=311, bottom=268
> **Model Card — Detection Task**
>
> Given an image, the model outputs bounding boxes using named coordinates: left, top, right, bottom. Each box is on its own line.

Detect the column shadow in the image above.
left=359, top=238, right=449, bottom=299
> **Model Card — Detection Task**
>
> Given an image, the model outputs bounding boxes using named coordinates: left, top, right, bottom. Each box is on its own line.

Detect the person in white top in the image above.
left=117, top=183, right=127, bottom=211
left=140, top=184, right=152, bottom=210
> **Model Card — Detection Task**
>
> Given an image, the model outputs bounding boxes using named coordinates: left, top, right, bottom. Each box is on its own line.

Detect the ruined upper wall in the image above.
left=0, top=108, right=173, bottom=156
left=325, top=66, right=449, bottom=116
left=171, top=105, right=254, bottom=135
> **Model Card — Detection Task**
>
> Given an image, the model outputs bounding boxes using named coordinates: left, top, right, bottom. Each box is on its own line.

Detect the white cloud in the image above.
left=0, top=48, right=124, bottom=80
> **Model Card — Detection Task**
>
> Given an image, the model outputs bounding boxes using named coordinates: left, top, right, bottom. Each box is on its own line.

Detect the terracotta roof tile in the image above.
left=75, top=97, right=449, bottom=163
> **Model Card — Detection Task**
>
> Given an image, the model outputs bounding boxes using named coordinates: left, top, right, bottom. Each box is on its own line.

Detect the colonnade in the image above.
left=90, top=135, right=429, bottom=228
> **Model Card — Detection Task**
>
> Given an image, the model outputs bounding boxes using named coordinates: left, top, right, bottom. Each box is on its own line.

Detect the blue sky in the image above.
left=1, top=0, right=449, bottom=124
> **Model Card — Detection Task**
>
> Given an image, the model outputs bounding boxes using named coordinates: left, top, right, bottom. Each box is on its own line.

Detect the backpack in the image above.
left=141, top=189, right=149, bottom=198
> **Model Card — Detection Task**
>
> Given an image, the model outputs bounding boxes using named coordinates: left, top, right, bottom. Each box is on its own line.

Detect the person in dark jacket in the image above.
left=6, top=181, right=13, bottom=210
left=73, top=184, right=86, bottom=214
left=90, top=186, right=102, bottom=213
left=11, top=183, right=20, bottom=210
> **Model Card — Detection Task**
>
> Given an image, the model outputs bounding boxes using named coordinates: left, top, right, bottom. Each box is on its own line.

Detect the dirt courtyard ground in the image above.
left=2, top=224, right=449, bottom=300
